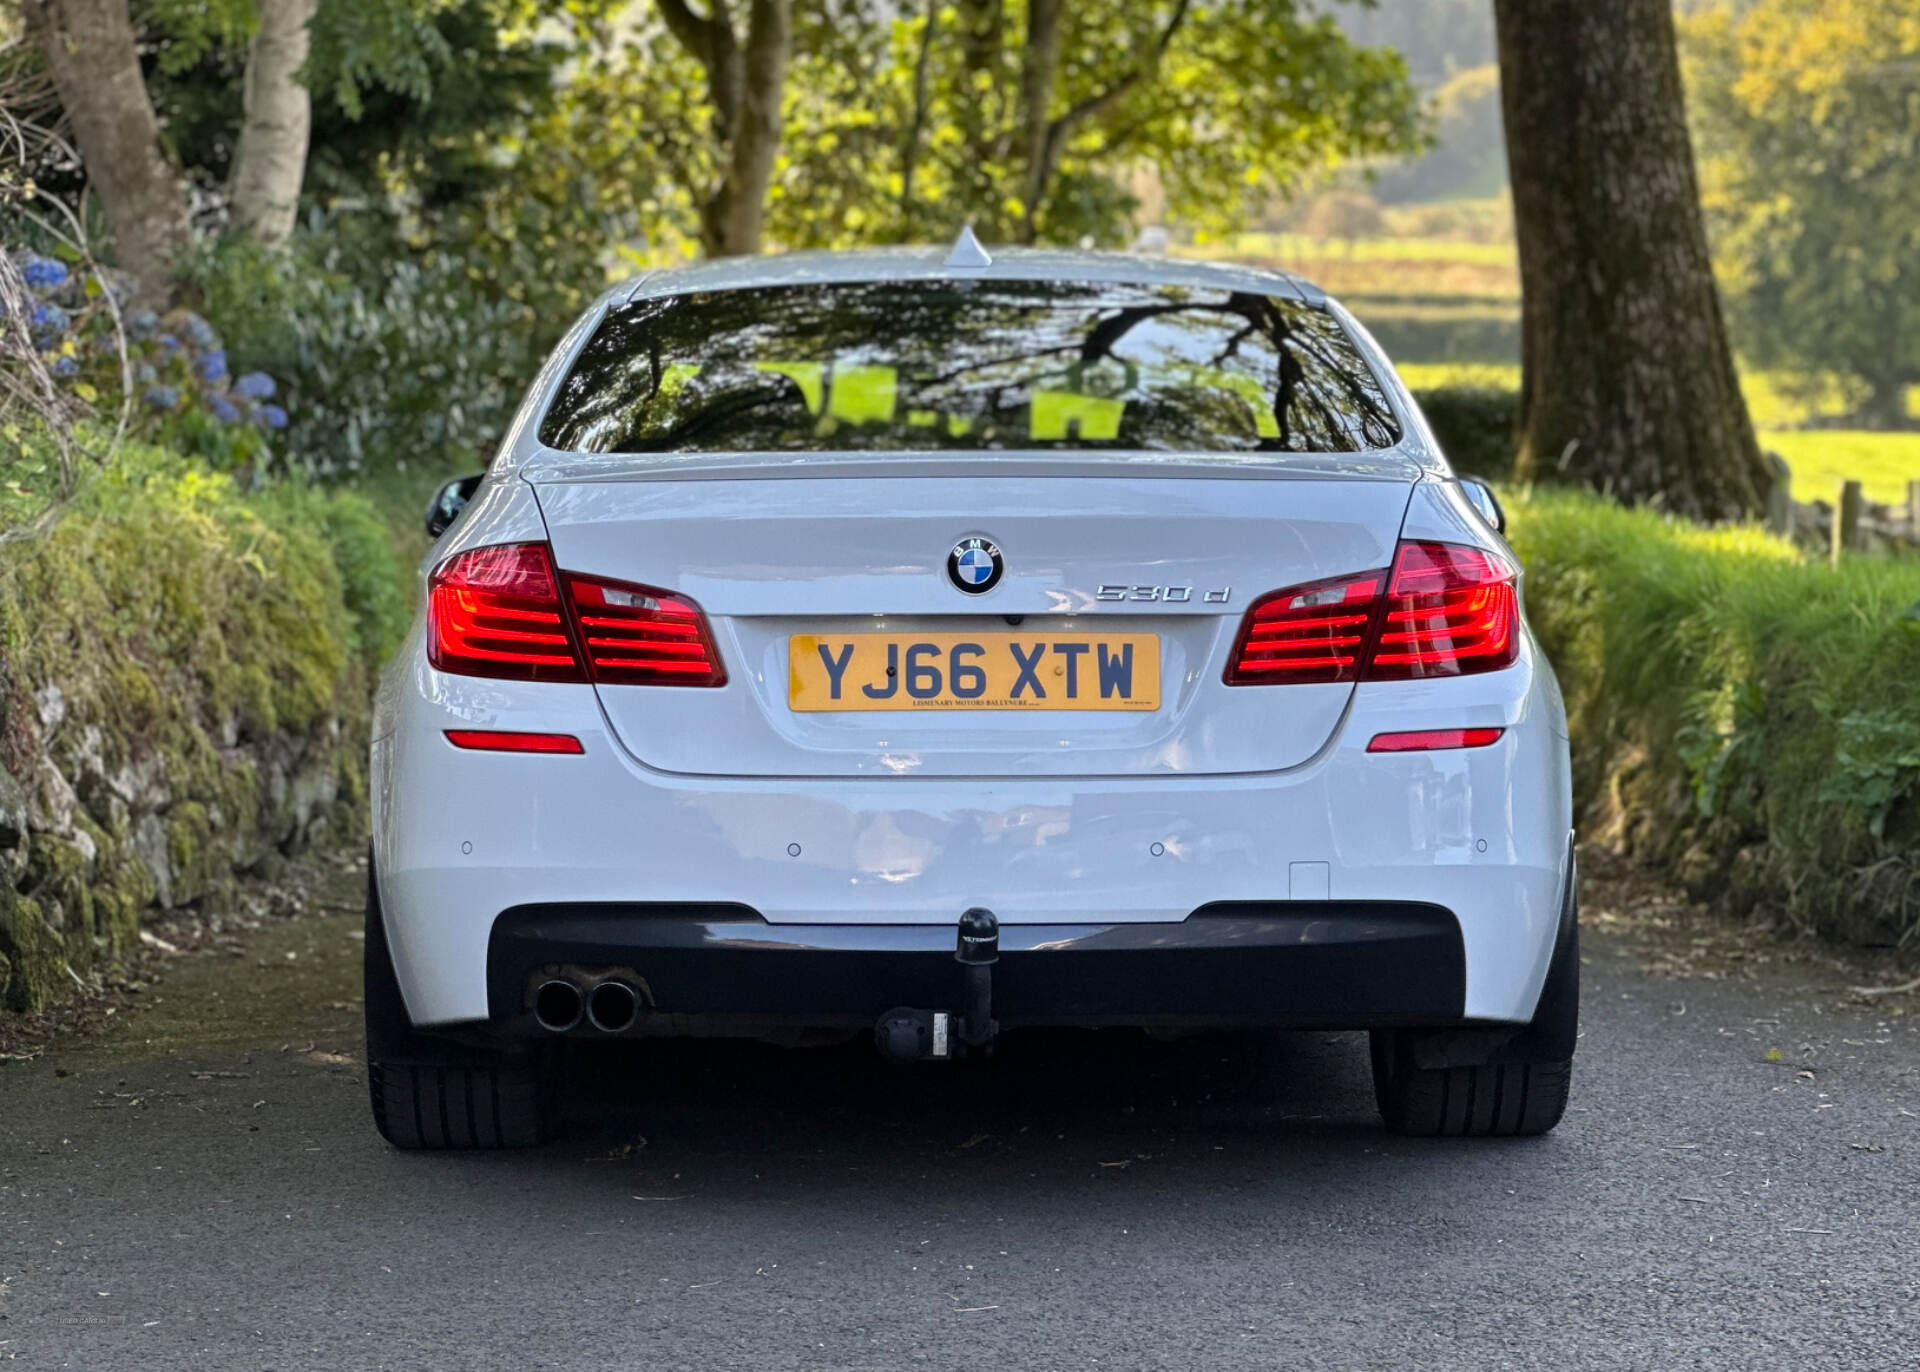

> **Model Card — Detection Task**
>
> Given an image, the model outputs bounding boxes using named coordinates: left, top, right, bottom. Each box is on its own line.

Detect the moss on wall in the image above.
left=0, top=443, right=407, bottom=1015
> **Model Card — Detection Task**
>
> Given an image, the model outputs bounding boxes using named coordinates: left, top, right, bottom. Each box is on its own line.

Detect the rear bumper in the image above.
left=373, top=613, right=1574, bottom=1028
left=485, top=901, right=1466, bottom=1033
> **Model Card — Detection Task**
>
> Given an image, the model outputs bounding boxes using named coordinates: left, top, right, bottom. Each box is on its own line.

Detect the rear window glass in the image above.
left=538, top=279, right=1401, bottom=455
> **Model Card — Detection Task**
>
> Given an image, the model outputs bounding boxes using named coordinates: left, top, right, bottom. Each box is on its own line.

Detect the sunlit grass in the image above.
left=1176, top=233, right=1520, bottom=301
left=1761, top=431, right=1920, bottom=507
left=1191, top=232, right=1518, bottom=267
left=1395, top=362, right=1519, bottom=393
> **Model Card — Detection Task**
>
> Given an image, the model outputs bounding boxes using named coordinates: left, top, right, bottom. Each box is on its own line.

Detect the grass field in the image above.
left=1761, top=432, right=1920, bottom=507
left=1189, top=229, right=1920, bottom=507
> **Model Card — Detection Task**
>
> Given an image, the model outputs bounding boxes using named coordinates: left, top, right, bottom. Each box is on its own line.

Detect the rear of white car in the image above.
left=366, top=248, right=1577, bottom=1149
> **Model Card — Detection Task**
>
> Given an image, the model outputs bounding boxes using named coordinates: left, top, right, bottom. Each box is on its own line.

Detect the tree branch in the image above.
left=898, top=0, right=939, bottom=239
left=1026, top=0, right=1192, bottom=236
left=656, top=0, right=725, bottom=56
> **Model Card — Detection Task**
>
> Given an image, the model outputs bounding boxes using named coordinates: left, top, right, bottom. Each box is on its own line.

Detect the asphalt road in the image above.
left=3, top=894, right=1918, bottom=1371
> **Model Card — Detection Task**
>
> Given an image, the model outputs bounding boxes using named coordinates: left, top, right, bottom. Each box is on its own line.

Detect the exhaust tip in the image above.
left=533, top=979, right=584, bottom=1032
left=586, top=979, right=640, bottom=1034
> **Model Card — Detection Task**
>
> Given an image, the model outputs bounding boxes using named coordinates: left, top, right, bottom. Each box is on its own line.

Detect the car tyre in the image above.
left=1370, top=920, right=1578, bottom=1139
left=364, top=861, right=558, bottom=1149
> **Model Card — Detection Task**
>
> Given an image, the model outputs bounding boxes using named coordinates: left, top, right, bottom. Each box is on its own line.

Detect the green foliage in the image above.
left=141, top=0, right=258, bottom=76
left=1507, top=486, right=1920, bottom=946
left=1683, top=0, right=1920, bottom=428
left=795, top=1, right=1428, bottom=247
left=1409, top=385, right=1516, bottom=479
left=145, top=0, right=566, bottom=210
left=0, top=433, right=408, bottom=1012
left=306, top=0, right=455, bottom=120
left=190, top=224, right=548, bottom=478
left=303, top=0, right=573, bottom=211
left=566, top=0, right=1427, bottom=253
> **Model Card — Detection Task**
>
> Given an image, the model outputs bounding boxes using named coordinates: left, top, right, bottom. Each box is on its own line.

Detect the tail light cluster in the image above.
left=1226, top=539, right=1518, bottom=685
left=429, top=541, right=726, bottom=687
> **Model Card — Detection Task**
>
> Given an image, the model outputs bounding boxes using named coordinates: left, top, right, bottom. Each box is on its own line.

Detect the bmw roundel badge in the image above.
left=947, top=537, right=1003, bottom=595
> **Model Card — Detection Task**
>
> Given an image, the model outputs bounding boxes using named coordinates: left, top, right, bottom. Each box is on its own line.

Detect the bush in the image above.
left=1411, top=385, right=1517, bottom=479
left=1507, top=486, right=1920, bottom=948
left=7, top=249, right=290, bottom=472
left=0, top=437, right=409, bottom=1014
left=1362, top=307, right=1518, bottom=368
left=191, top=222, right=557, bottom=479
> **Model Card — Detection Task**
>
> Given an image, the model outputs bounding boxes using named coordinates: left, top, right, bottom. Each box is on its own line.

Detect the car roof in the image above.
left=615, top=244, right=1329, bottom=308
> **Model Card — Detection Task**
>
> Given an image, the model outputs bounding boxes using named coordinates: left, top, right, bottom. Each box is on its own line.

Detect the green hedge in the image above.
left=1359, top=308, right=1519, bottom=369
left=1411, top=385, right=1517, bottom=481
left=0, top=443, right=407, bottom=1013
left=1507, top=487, right=1920, bottom=948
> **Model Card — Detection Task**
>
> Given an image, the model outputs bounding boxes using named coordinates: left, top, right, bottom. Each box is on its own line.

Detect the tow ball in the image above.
left=874, top=907, right=999, bottom=1063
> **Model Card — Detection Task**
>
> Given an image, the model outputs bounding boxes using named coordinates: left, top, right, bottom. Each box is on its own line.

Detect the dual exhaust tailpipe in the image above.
left=533, top=977, right=640, bottom=1034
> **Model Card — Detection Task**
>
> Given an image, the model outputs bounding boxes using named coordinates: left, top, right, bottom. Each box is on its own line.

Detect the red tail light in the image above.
left=1368, top=541, right=1519, bottom=680
left=429, top=542, right=725, bottom=687
left=1225, top=539, right=1518, bottom=685
left=1223, top=571, right=1385, bottom=684
left=565, top=574, right=727, bottom=687
left=429, top=543, right=586, bottom=682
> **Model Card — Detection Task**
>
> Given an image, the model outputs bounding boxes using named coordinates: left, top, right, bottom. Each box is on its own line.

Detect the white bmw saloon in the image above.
left=367, top=238, right=1578, bottom=1148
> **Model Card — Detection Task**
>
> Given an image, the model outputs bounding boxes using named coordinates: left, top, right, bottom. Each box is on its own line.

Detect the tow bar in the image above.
left=874, top=907, right=999, bottom=1063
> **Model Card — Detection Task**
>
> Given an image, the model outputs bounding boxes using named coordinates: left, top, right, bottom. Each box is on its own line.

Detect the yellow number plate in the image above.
left=789, top=633, right=1161, bottom=712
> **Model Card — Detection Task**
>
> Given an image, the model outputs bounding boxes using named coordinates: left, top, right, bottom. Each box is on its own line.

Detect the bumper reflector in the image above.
left=1367, top=727, right=1504, bottom=753
left=444, top=729, right=585, bottom=755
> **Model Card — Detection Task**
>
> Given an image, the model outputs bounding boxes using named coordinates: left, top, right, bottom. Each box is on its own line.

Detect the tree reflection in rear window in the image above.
left=538, top=279, right=1402, bottom=455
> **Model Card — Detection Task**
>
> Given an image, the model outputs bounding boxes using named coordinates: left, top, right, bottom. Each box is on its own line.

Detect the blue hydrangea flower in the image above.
left=22, top=256, right=69, bottom=292
left=210, top=395, right=242, bottom=424
left=181, top=313, right=218, bottom=349
left=128, top=310, right=160, bottom=338
left=195, top=349, right=228, bottom=383
left=257, top=403, right=289, bottom=430
left=233, top=371, right=276, bottom=401
left=49, top=355, right=79, bottom=378
left=137, top=362, right=158, bottom=384
left=156, top=333, right=181, bottom=354
left=144, top=384, right=180, bottom=412
left=28, top=302, right=68, bottom=346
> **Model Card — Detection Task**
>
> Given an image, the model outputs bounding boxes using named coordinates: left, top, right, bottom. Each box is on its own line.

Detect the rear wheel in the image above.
left=1370, top=921, right=1578, bottom=1139
left=364, top=862, right=558, bottom=1149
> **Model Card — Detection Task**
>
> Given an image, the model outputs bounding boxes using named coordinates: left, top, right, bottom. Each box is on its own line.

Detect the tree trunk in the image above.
left=1861, top=373, right=1918, bottom=432
left=1015, top=0, right=1065, bottom=243
left=1493, top=0, right=1768, bottom=520
left=25, top=0, right=191, bottom=305
left=716, top=0, right=788, bottom=257
left=228, top=0, right=318, bottom=247
left=896, top=0, right=939, bottom=241
left=659, top=0, right=789, bottom=259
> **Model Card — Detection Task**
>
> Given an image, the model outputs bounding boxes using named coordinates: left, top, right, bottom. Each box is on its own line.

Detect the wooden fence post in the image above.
left=1906, top=480, right=1920, bottom=540
left=1764, top=451, right=1792, bottom=537
left=1831, top=479, right=1864, bottom=565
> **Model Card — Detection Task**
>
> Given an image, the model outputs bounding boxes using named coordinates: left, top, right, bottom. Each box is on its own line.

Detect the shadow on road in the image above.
left=482, top=1028, right=1406, bottom=1197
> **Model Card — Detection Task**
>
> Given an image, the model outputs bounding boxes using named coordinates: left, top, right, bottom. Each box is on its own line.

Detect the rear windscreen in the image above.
left=538, top=279, right=1401, bottom=455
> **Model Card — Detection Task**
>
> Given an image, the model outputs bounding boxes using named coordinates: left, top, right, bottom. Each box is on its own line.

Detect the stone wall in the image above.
left=0, top=451, right=404, bottom=1014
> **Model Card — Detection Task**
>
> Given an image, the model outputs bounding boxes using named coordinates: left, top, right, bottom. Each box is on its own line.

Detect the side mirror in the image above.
left=1460, top=476, right=1506, bottom=534
left=425, top=473, right=483, bottom=539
